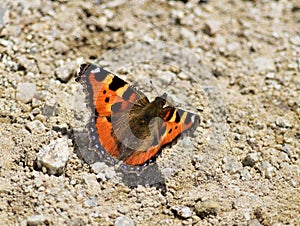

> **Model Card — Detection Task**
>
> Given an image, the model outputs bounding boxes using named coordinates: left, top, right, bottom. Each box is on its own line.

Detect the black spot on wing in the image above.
left=175, top=110, right=181, bottom=123
left=109, top=76, right=127, bottom=91
left=106, top=116, right=111, bottom=122
left=104, top=97, right=110, bottom=103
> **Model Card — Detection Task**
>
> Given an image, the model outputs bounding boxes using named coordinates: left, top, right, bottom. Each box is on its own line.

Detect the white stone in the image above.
left=16, top=82, right=36, bottom=103
left=36, top=138, right=70, bottom=175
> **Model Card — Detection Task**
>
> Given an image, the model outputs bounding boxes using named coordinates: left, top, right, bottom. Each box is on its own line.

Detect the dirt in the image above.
left=0, top=0, right=299, bottom=225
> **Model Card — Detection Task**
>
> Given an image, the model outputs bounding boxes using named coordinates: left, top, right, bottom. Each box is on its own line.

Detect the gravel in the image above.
left=0, top=0, right=299, bottom=225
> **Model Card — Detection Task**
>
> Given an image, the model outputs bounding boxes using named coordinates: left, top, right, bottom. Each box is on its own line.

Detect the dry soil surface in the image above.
left=0, top=0, right=299, bottom=225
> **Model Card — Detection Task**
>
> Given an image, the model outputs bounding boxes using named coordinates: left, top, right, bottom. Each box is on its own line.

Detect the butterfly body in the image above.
left=76, top=64, right=199, bottom=166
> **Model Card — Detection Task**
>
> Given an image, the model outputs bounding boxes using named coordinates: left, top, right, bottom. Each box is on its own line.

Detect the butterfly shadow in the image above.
left=73, top=128, right=167, bottom=191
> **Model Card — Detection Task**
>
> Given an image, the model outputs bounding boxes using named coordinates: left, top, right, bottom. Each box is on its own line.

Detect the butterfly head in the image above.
left=154, top=93, right=168, bottom=107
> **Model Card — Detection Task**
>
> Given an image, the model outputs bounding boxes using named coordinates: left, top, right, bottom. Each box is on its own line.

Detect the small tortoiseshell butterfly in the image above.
left=76, top=64, right=199, bottom=167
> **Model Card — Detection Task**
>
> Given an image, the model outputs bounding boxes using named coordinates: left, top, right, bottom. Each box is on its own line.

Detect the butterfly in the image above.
left=75, top=63, right=199, bottom=167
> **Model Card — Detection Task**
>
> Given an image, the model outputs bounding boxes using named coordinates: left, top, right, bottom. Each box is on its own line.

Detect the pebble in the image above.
left=226, top=42, right=241, bottom=53
left=26, top=215, right=48, bottom=226
left=222, top=156, right=243, bottom=174
left=240, top=169, right=252, bottom=180
left=0, top=178, right=12, bottom=194
left=25, top=120, right=45, bottom=134
left=203, top=19, right=222, bottom=36
left=275, top=117, right=292, bottom=128
left=157, top=70, right=176, bottom=83
left=114, top=215, right=135, bottom=226
left=82, top=173, right=100, bottom=195
left=16, top=82, right=36, bottom=103
left=55, top=62, right=76, bottom=82
left=290, top=35, right=300, bottom=46
left=0, top=38, right=11, bottom=47
left=177, top=71, right=189, bottom=80
left=17, top=55, right=38, bottom=73
left=42, top=99, right=57, bottom=117
left=0, top=6, right=9, bottom=28
left=91, top=162, right=116, bottom=180
left=259, top=161, right=275, bottom=179
left=242, top=153, right=259, bottom=167
left=52, top=40, right=69, bottom=53
left=253, top=57, right=275, bottom=72
left=282, top=144, right=291, bottom=157
left=278, top=152, right=289, bottom=162
left=84, top=196, right=98, bottom=208
left=36, top=138, right=70, bottom=175
left=161, top=167, right=175, bottom=178
left=171, top=206, right=193, bottom=219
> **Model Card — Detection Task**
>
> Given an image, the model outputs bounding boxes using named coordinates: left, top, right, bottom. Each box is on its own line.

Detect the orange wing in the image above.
left=76, top=64, right=148, bottom=158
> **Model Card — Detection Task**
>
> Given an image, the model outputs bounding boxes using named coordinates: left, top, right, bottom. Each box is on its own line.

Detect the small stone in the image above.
left=0, top=6, right=9, bottom=28
left=17, top=55, right=38, bottom=72
left=290, top=35, right=300, bottom=46
left=194, top=200, right=219, bottom=219
left=55, top=62, right=76, bottom=82
left=157, top=70, right=176, bottom=83
left=42, top=99, right=57, bottom=117
left=240, top=169, right=252, bottom=180
left=103, top=9, right=114, bottom=19
left=97, top=16, right=108, bottom=27
left=0, top=178, right=12, bottom=194
left=125, top=31, right=135, bottom=40
left=32, top=98, right=42, bottom=108
left=278, top=152, right=289, bottom=161
left=203, top=19, right=222, bottom=36
left=161, top=167, right=175, bottom=178
left=16, top=82, right=36, bottom=103
left=52, top=40, right=69, bottom=53
left=26, top=215, right=48, bottom=226
left=222, top=156, right=243, bottom=174
left=227, top=42, right=241, bottom=53
left=104, top=166, right=116, bottom=179
left=253, top=57, right=275, bottom=72
left=282, top=144, right=291, bottom=157
left=0, top=38, right=11, bottom=47
left=91, top=162, right=116, bottom=180
left=36, top=138, right=70, bottom=175
left=177, top=71, right=189, bottom=80
left=172, top=206, right=192, bottom=219
left=25, top=120, right=45, bottom=134
left=275, top=118, right=292, bottom=128
left=84, top=196, right=98, bottom=208
left=259, top=161, right=275, bottom=179
left=91, top=162, right=107, bottom=174
left=242, top=153, right=259, bottom=167
left=82, top=173, right=99, bottom=195
left=114, top=215, right=135, bottom=226
left=265, top=72, right=275, bottom=79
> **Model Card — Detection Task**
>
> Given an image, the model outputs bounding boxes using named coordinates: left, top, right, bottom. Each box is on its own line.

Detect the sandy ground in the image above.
left=0, top=0, right=299, bottom=225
